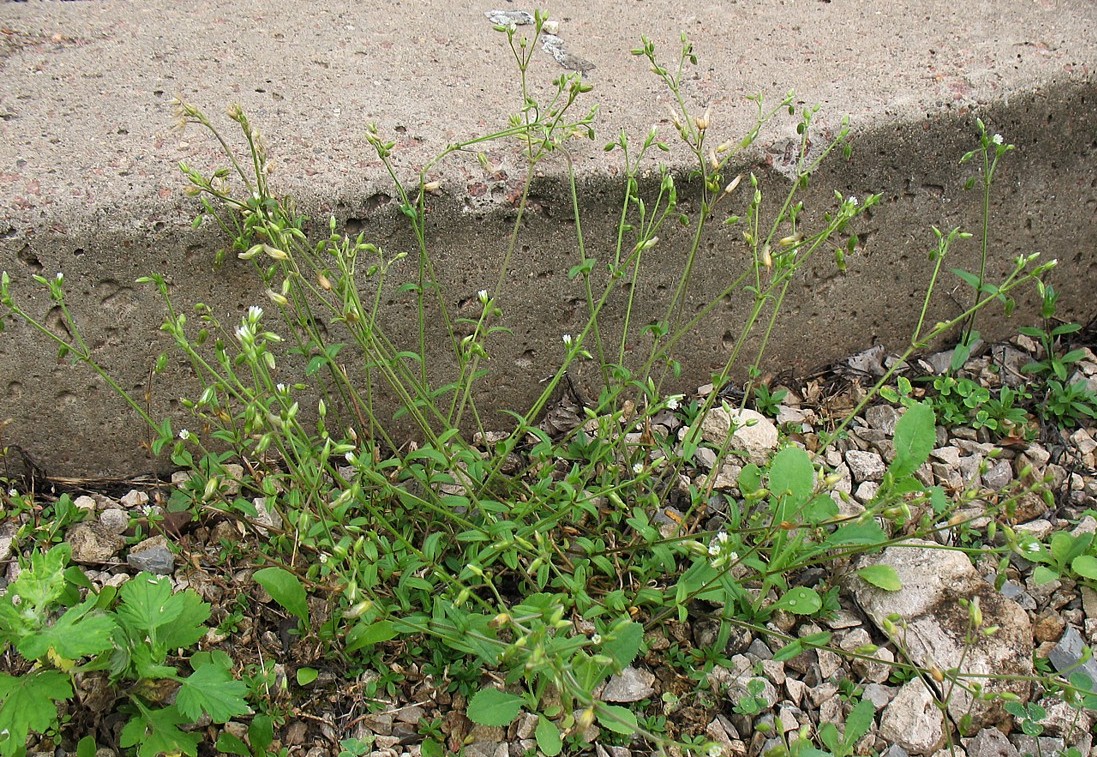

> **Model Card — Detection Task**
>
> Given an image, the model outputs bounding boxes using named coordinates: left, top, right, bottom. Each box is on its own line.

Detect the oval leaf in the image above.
left=772, top=587, right=822, bottom=615
left=253, top=567, right=309, bottom=624
left=857, top=564, right=902, bottom=592
left=1071, top=555, right=1097, bottom=581
left=467, top=688, right=524, bottom=727
left=535, top=717, right=563, bottom=756
left=891, top=402, right=935, bottom=479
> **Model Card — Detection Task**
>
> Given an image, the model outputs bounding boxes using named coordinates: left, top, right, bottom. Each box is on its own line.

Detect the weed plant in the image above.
left=0, top=12, right=1089, bottom=757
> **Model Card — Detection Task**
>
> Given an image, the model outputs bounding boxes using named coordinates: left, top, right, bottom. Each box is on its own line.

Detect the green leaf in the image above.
left=117, top=575, right=210, bottom=652
left=857, top=565, right=902, bottom=592
left=0, top=670, right=71, bottom=756
left=253, top=567, right=309, bottom=624
left=17, top=595, right=115, bottom=662
left=175, top=661, right=251, bottom=724
left=844, top=697, right=876, bottom=744
left=120, top=705, right=201, bottom=757
left=891, top=402, right=935, bottom=479
left=76, top=736, right=98, bottom=757
left=296, top=667, right=319, bottom=686
left=1032, top=566, right=1060, bottom=586
left=249, top=715, right=274, bottom=755
left=535, top=716, right=563, bottom=756
left=421, top=739, right=444, bottom=757
left=467, top=688, right=524, bottom=726
left=827, top=519, right=887, bottom=546
left=771, top=587, right=821, bottom=615
left=600, top=621, right=643, bottom=672
left=597, top=704, right=638, bottom=735
left=1071, top=555, right=1097, bottom=581
left=768, top=447, right=814, bottom=503
left=346, top=620, right=398, bottom=653
left=214, top=732, right=251, bottom=757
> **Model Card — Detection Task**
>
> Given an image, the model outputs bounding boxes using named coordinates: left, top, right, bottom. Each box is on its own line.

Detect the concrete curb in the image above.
left=1, top=0, right=1095, bottom=476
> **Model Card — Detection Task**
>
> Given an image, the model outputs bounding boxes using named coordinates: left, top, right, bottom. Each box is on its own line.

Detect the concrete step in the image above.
left=1, top=0, right=1095, bottom=476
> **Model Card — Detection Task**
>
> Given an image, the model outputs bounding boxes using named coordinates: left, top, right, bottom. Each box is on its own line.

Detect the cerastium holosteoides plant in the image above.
left=0, top=11, right=1074, bottom=756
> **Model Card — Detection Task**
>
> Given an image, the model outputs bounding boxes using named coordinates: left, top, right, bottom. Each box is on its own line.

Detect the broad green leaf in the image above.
left=296, top=667, right=319, bottom=686
left=1032, top=566, right=1060, bottom=586
left=857, top=565, right=902, bottom=592
left=214, top=732, right=251, bottom=757
left=117, top=575, right=210, bottom=651
left=116, top=574, right=182, bottom=634
left=175, top=663, right=251, bottom=723
left=891, top=402, right=935, bottom=479
left=600, top=621, right=643, bottom=671
left=772, top=587, right=821, bottom=615
left=467, top=688, right=524, bottom=726
left=827, top=519, right=887, bottom=546
left=0, top=670, right=71, bottom=757
left=120, top=705, right=201, bottom=757
left=421, top=739, right=444, bottom=757
left=253, top=567, right=309, bottom=624
left=1071, top=555, right=1097, bottom=581
left=76, top=736, right=98, bottom=757
left=535, top=716, right=563, bottom=756
left=597, top=704, right=638, bottom=735
left=737, top=464, right=763, bottom=494
left=346, top=620, right=398, bottom=653
left=768, top=447, right=814, bottom=503
left=249, top=715, right=274, bottom=754
left=17, top=596, right=115, bottom=662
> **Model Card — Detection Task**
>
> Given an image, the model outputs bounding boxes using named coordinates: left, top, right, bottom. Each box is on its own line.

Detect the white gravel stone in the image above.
left=601, top=666, right=655, bottom=703
left=846, top=450, right=886, bottom=482
left=700, top=407, right=778, bottom=465
left=879, top=680, right=946, bottom=755
left=120, top=489, right=149, bottom=508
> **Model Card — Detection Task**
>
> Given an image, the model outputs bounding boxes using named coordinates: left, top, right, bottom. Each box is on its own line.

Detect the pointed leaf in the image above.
left=467, top=688, right=524, bottom=726
left=891, top=402, right=935, bottom=479
left=857, top=564, right=902, bottom=592
left=535, top=716, right=563, bottom=756
left=0, top=670, right=71, bottom=755
left=597, top=704, right=638, bottom=735
left=253, top=567, right=309, bottom=624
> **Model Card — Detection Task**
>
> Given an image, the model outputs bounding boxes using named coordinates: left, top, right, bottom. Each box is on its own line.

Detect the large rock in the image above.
left=700, top=407, right=778, bottom=465
left=847, top=541, right=1032, bottom=731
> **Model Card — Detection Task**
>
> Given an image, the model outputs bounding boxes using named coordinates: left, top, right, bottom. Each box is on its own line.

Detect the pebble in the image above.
left=846, top=450, right=886, bottom=482
left=126, top=535, right=175, bottom=575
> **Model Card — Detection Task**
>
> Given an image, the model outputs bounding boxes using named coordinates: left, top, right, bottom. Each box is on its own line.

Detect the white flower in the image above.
left=562, top=334, right=573, bottom=347
left=248, top=305, right=264, bottom=322
left=632, top=462, right=644, bottom=475
left=708, top=542, right=721, bottom=557
left=55, top=271, right=64, bottom=281
left=848, top=195, right=858, bottom=206
left=665, top=394, right=683, bottom=410
left=590, top=633, right=602, bottom=645
left=7, top=489, right=17, bottom=498
left=992, top=133, right=1004, bottom=145
left=717, top=531, right=729, bottom=544
left=235, top=325, right=249, bottom=342
left=477, top=289, right=489, bottom=304
left=178, top=429, right=191, bottom=441
left=276, top=383, right=286, bottom=393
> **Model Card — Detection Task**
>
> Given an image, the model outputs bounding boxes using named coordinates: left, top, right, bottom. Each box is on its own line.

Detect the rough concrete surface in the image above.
left=0, top=0, right=1095, bottom=476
